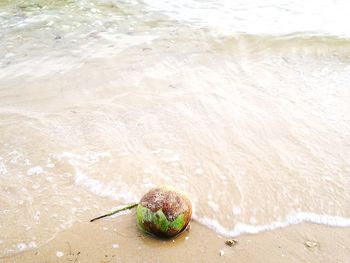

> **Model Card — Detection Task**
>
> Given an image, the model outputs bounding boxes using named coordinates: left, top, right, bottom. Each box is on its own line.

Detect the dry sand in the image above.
left=2, top=212, right=349, bottom=263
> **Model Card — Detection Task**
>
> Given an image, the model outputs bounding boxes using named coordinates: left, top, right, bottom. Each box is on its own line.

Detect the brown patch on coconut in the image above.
left=140, top=187, right=192, bottom=222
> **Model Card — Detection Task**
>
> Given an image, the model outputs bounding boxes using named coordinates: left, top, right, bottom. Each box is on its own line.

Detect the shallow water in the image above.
left=1, top=0, right=350, bottom=256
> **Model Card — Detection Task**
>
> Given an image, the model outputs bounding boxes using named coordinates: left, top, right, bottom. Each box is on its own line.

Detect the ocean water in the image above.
left=1, top=0, right=350, bottom=256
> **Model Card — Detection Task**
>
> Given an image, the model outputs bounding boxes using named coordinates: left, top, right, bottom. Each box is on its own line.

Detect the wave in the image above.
left=195, top=212, right=350, bottom=237
left=55, top=151, right=350, bottom=238
left=164, top=31, right=350, bottom=57
left=143, top=0, right=350, bottom=38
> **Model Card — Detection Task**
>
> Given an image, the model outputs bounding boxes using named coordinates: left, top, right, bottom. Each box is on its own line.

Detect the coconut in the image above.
left=136, top=187, right=192, bottom=237
left=90, top=186, right=192, bottom=238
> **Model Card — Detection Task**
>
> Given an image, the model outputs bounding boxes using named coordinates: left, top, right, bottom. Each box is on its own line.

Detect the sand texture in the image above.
left=2, top=213, right=349, bottom=263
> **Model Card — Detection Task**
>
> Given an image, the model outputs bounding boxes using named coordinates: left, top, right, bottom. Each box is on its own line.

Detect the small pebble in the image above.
left=56, top=251, right=64, bottom=257
left=219, top=250, right=224, bottom=256
left=305, top=241, right=318, bottom=248
left=17, top=243, right=27, bottom=251
left=112, top=244, right=119, bottom=249
left=185, top=236, right=189, bottom=240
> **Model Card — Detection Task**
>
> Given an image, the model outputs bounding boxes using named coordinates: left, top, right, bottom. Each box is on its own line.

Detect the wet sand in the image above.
left=3, top=214, right=349, bottom=263
left=1, top=2, right=350, bottom=261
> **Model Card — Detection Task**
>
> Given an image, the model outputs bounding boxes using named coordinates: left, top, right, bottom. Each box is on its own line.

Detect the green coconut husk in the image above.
left=136, top=186, right=192, bottom=237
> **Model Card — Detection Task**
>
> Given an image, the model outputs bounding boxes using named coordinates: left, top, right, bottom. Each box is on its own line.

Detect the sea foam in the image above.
left=55, top=151, right=350, bottom=236
left=194, top=212, right=350, bottom=237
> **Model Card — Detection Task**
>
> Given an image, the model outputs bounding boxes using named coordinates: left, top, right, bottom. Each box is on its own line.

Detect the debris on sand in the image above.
left=304, top=241, right=318, bottom=248
left=225, top=239, right=238, bottom=247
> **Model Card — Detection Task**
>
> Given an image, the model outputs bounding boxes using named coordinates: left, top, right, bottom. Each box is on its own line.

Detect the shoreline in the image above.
left=3, top=213, right=350, bottom=262
left=1, top=3, right=350, bottom=262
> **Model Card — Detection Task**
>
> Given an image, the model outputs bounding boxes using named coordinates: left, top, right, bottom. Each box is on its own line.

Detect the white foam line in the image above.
left=74, top=167, right=136, bottom=204
left=75, top=168, right=116, bottom=200
left=194, top=212, right=350, bottom=237
left=53, top=151, right=138, bottom=204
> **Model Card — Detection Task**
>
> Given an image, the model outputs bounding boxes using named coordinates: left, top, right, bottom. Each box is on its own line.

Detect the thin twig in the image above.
left=90, top=203, right=138, bottom=222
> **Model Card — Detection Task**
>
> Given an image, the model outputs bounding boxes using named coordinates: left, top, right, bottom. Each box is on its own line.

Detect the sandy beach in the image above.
left=1, top=0, right=350, bottom=261
left=2, top=214, right=350, bottom=263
